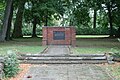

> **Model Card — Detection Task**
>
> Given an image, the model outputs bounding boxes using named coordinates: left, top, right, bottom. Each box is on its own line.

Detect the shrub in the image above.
left=36, top=27, right=42, bottom=35
left=22, top=27, right=32, bottom=36
left=76, top=26, right=109, bottom=35
left=3, top=51, right=20, bottom=78
left=112, top=53, right=120, bottom=58
left=22, top=26, right=42, bottom=36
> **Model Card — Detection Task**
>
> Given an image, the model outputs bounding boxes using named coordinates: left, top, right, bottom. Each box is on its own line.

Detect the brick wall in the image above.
left=42, top=27, right=76, bottom=46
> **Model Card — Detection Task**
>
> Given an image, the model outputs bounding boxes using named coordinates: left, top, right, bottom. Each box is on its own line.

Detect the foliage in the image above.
left=0, top=0, right=5, bottom=30
left=3, top=51, right=20, bottom=78
left=0, top=0, right=120, bottom=39
left=76, top=26, right=109, bottom=35
left=24, top=0, right=64, bottom=25
left=73, top=4, right=90, bottom=26
left=112, top=53, right=120, bottom=58
left=22, top=26, right=32, bottom=35
left=22, top=25, right=42, bottom=36
left=36, top=26, right=42, bottom=35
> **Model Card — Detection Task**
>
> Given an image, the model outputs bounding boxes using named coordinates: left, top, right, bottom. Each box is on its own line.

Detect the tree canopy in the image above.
left=0, top=0, right=120, bottom=41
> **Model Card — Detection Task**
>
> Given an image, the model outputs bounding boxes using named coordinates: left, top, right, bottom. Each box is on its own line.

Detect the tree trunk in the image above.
left=107, top=3, right=113, bottom=37
left=12, top=0, right=25, bottom=38
left=32, top=17, right=37, bottom=37
left=115, top=27, right=120, bottom=38
left=6, top=3, right=13, bottom=41
left=0, top=0, right=13, bottom=41
left=45, top=15, right=48, bottom=26
left=45, top=10, right=48, bottom=26
left=93, top=9, right=97, bottom=29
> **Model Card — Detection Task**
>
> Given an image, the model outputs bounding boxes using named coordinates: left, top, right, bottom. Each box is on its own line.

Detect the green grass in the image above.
left=108, top=65, right=120, bottom=80
left=101, top=64, right=120, bottom=80
left=1, top=35, right=119, bottom=55
left=0, top=38, right=45, bottom=56
left=73, top=37, right=120, bottom=54
left=73, top=47, right=120, bottom=54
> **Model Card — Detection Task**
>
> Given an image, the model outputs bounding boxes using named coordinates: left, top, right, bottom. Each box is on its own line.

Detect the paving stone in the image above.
left=22, top=64, right=112, bottom=80
left=44, top=45, right=70, bottom=55
left=22, top=46, right=113, bottom=80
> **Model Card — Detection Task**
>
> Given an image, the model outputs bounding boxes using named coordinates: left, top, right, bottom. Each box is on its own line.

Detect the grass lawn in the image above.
left=73, top=47, right=120, bottom=54
left=107, top=63, right=120, bottom=80
left=73, top=36, right=120, bottom=54
left=98, top=63, right=120, bottom=80
left=0, top=38, right=45, bottom=56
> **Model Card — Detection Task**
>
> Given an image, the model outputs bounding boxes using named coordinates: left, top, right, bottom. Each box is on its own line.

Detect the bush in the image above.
left=76, top=26, right=109, bottom=35
left=22, top=26, right=42, bottom=36
left=36, top=27, right=42, bottom=35
left=3, top=51, right=20, bottom=78
left=22, top=27, right=32, bottom=36
left=112, top=53, right=120, bottom=58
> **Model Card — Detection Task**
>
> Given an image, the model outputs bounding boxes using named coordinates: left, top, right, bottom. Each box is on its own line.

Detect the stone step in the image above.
left=19, top=54, right=108, bottom=64
left=20, top=54, right=105, bottom=57
left=19, top=56, right=107, bottom=60
left=21, top=60, right=107, bottom=64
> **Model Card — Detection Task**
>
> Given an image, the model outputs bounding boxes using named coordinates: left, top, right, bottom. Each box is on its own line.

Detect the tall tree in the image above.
left=85, top=0, right=103, bottom=29
left=12, top=0, right=26, bottom=38
left=106, top=0, right=114, bottom=37
left=0, top=0, right=13, bottom=41
left=112, top=0, right=120, bottom=37
left=32, top=16, right=38, bottom=37
left=24, top=0, right=64, bottom=37
left=93, top=9, right=97, bottom=28
left=0, top=0, right=5, bottom=29
left=73, top=0, right=90, bottom=27
left=5, top=3, right=13, bottom=40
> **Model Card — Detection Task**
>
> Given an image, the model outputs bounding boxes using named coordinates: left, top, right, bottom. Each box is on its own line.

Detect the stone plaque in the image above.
left=53, top=31, right=65, bottom=40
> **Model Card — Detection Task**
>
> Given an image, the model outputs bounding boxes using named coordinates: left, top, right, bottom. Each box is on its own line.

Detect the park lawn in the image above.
left=0, top=38, right=45, bottom=56
left=107, top=63, right=120, bottom=80
left=73, top=47, right=120, bottom=54
left=72, top=38, right=120, bottom=54
left=98, top=63, right=120, bottom=80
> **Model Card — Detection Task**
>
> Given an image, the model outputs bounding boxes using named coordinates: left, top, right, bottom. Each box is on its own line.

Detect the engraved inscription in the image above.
left=53, top=31, right=65, bottom=40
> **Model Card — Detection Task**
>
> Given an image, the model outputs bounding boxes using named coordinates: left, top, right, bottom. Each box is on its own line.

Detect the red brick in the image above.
left=42, top=27, right=76, bottom=46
